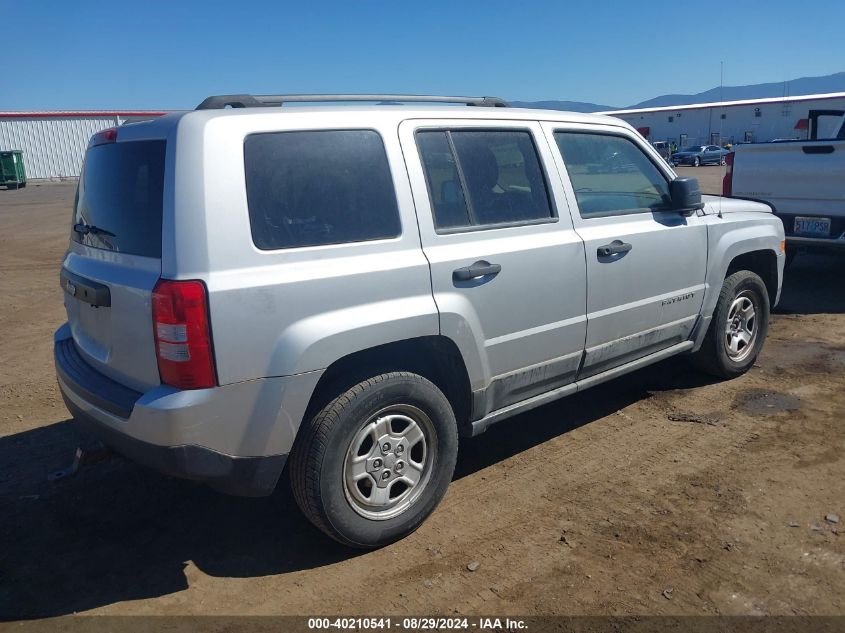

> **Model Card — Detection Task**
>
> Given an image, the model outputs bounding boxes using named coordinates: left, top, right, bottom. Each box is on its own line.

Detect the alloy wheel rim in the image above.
left=342, top=404, right=436, bottom=520
left=724, top=290, right=758, bottom=362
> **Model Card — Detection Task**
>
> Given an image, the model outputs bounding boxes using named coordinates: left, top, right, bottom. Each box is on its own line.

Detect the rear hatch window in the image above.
left=72, top=140, right=165, bottom=258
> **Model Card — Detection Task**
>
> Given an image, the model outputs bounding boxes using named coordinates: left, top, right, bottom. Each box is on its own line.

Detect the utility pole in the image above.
left=719, top=61, right=724, bottom=145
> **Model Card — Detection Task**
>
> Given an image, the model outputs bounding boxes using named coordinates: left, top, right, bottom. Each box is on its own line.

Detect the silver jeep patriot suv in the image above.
left=55, top=94, right=785, bottom=548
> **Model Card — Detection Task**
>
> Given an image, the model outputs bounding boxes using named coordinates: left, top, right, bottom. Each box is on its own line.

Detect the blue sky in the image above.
left=3, top=0, right=844, bottom=110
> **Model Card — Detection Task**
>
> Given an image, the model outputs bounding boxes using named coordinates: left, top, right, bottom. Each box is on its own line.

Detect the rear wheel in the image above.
left=289, top=372, right=458, bottom=548
left=691, top=271, right=769, bottom=378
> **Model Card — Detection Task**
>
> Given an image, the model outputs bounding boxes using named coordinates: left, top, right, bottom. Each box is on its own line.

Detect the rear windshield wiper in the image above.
left=73, top=222, right=116, bottom=238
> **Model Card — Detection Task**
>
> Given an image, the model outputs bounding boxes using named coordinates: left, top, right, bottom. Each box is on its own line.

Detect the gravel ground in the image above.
left=1, top=176, right=842, bottom=620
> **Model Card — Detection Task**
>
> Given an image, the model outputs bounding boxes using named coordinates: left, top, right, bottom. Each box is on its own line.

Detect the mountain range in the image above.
left=512, top=71, right=845, bottom=112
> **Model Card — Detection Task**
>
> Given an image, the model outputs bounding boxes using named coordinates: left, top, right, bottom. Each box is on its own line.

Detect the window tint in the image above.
left=416, top=131, right=471, bottom=228
left=554, top=132, right=672, bottom=218
left=417, top=130, right=553, bottom=230
left=73, top=140, right=165, bottom=257
left=244, top=130, right=401, bottom=249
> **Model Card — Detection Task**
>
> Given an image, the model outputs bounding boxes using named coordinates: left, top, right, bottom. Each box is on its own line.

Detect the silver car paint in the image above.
left=55, top=322, right=321, bottom=456
left=691, top=198, right=785, bottom=350
left=62, top=247, right=162, bottom=392
left=56, top=105, right=784, bottom=462
left=541, top=121, right=709, bottom=374
left=167, top=111, right=438, bottom=385
left=60, top=118, right=179, bottom=393
left=399, top=118, right=587, bottom=414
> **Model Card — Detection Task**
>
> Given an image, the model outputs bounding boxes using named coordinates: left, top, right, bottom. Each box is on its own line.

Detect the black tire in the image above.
left=691, top=270, right=770, bottom=379
left=289, top=372, right=458, bottom=548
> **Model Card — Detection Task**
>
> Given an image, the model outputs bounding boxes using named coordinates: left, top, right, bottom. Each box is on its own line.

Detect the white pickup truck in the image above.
left=725, top=110, right=845, bottom=260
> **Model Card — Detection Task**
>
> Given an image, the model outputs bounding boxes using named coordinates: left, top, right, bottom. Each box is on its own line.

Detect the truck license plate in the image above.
left=793, top=216, right=831, bottom=236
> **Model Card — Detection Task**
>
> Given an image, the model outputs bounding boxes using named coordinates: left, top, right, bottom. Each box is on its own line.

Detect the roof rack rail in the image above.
left=195, top=94, right=510, bottom=110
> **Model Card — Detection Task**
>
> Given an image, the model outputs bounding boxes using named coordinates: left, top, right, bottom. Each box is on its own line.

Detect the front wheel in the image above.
left=691, top=270, right=770, bottom=378
left=289, top=372, right=458, bottom=548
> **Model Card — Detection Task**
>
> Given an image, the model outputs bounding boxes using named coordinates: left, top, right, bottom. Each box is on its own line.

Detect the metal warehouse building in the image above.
left=0, top=111, right=164, bottom=179
left=3, top=93, right=844, bottom=180
left=605, top=92, right=845, bottom=147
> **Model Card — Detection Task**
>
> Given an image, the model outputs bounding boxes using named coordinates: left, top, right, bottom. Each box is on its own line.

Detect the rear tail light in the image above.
left=722, top=151, right=735, bottom=196
left=88, top=127, right=118, bottom=148
left=152, top=279, right=217, bottom=389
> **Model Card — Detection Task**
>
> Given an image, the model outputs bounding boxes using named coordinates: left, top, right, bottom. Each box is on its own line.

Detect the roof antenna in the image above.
left=718, top=60, right=725, bottom=218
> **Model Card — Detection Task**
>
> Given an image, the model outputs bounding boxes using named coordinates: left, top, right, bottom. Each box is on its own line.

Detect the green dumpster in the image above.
left=0, top=150, right=27, bottom=189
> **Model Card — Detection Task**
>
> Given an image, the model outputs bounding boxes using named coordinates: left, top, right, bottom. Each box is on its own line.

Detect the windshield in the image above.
left=72, top=140, right=165, bottom=257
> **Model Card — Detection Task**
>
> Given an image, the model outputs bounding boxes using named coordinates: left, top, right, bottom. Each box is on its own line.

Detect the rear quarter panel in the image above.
left=169, top=111, right=439, bottom=386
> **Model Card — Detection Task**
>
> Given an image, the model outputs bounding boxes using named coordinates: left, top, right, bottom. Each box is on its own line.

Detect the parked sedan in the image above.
left=671, top=145, right=729, bottom=167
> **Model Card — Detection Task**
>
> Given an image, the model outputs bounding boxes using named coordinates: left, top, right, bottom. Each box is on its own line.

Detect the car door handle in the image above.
left=453, top=261, right=502, bottom=281
left=802, top=145, right=834, bottom=154
left=597, top=240, right=632, bottom=257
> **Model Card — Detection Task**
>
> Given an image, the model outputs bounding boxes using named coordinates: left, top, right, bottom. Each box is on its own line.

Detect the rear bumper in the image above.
left=786, top=235, right=845, bottom=250
left=776, top=213, right=845, bottom=251
left=65, top=396, right=286, bottom=496
left=54, top=324, right=322, bottom=496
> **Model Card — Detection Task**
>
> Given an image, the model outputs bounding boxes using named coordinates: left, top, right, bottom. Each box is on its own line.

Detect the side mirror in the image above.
left=670, top=177, right=704, bottom=215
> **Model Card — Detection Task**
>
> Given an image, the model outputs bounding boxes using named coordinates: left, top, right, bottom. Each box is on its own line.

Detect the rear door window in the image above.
left=244, top=130, right=401, bottom=249
left=73, top=140, right=165, bottom=257
left=417, top=129, right=554, bottom=231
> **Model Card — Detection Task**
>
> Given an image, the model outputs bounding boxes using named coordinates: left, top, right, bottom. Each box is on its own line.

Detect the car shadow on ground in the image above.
left=775, top=252, right=845, bottom=315
left=1, top=418, right=359, bottom=619
left=0, top=358, right=713, bottom=620
left=2, top=254, right=839, bottom=620
left=454, top=356, right=717, bottom=480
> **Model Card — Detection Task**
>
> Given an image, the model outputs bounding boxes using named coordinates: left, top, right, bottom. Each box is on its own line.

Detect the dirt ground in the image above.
left=1, top=170, right=843, bottom=620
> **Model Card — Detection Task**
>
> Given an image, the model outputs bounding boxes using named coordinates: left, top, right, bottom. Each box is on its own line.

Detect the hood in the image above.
left=672, top=151, right=698, bottom=157
left=701, top=195, right=773, bottom=215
